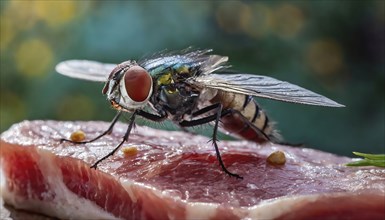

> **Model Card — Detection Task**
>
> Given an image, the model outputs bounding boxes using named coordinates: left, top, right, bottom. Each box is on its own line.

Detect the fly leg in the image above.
left=211, top=105, right=243, bottom=179
left=60, top=111, right=122, bottom=144
left=191, top=103, right=221, bottom=117
left=90, top=111, right=137, bottom=169
left=90, top=110, right=167, bottom=169
left=136, top=110, right=167, bottom=121
left=179, top=103, right=243, bottom=179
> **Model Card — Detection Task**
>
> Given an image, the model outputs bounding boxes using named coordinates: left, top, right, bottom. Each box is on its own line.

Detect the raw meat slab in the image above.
left=1, top=120, right=384, bottom=220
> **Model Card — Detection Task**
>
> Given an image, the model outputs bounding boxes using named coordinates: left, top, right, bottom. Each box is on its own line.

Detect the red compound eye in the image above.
left=123, top=66, right=152, bottom=102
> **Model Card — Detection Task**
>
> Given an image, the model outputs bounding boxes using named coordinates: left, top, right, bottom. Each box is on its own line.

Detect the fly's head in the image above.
left=102, top=61, right=153, bottom=112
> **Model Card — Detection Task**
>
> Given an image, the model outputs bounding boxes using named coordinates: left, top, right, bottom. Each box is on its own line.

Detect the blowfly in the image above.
left=56, top=49, right=344, bottom=179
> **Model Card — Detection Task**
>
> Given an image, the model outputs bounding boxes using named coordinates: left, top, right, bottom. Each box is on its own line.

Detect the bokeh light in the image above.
left=271, top=4, right=305, bottom=39
left=14, top=38, right=54, bottom=77
left=4, top=1, right=39, bottom=31
left=0, top=92, right=26, bottom=131
left=306, top=39, right=344, bottom=76
left=56, top=94, right=95, bottom=121
left=216, top=1, right=250, bottom=34
left=240, top=3, right=272, bottom=39
left=34, top=1, right=78, bottom=27
left=0, top=14, right=15, bottom=51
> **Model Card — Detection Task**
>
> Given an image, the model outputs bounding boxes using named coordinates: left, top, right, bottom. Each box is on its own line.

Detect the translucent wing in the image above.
left=139, top=49, right=228, bottom=76
left=194, top=73, right=344, bottom=107
left=55, top=60, right=117, bottom=82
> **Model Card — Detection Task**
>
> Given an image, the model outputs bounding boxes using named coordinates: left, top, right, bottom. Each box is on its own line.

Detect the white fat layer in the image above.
left=120, top=179, right=138, bottom=203
left=121, top=179, right=221, bottom=220
left=120, top=177, right=309, bottom=220
left=0, top=168, right=5, bottom=193
left=0, top=169, right=11, bottom=220
left=0, top=197, right=11, bottom=220
left=185, top=202, right=218, bottom=220
left=246, top=195, right=321, bottom=219
left=119, top=177, right=345, bottom=220
left=1, top=149, right=120, bottom=220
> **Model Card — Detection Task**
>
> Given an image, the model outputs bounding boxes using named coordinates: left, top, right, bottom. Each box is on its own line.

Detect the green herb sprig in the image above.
left=346, top=152, right=385, bottom=168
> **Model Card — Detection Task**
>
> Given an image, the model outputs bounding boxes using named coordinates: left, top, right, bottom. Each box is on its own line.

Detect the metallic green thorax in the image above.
left=150, top=64, right=197, bottom=95
left=146, top=63, right=200, bottom=118
left=153, top=64, right=194, bottom=86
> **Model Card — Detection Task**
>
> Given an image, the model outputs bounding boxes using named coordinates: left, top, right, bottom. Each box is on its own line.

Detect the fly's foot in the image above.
left=225, top=171, right=243, bottom=179
left=59, top=138, right=67, bottom=144
left=60, top=130, right=88, bottom=144
left=219, top=160, right=244, bottom=179
left=59, top=138, right=87, bottom=144
left=90, top=156, right=108, bottom=169
left=59, top=138, right=77, bottom=144
left=90, top=163, right=98, bottom=169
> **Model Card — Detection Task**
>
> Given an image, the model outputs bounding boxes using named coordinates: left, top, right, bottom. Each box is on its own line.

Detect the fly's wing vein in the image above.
left=140, top=49, right=229, bottom=76
left=56, top=60, right=116, bottom=82
left=194, top=73, right=344, bottom=107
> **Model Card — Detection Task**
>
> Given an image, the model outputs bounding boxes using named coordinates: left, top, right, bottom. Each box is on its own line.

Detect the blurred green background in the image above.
left=1, top=1, right=384, bottom=156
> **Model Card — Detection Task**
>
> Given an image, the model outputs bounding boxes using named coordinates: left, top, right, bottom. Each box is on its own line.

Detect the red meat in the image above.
left=1, top=121, right=384, bottom=219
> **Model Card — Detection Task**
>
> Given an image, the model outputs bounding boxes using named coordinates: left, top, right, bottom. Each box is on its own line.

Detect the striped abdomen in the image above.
left=207, top=90, right=280, bottom=143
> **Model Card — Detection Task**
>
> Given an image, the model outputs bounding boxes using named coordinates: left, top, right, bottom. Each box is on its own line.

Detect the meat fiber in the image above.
left=0, top=120, right=384, bottom=220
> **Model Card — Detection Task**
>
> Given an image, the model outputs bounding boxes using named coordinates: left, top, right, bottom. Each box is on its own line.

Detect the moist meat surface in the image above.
left=1, top=120, right=384, bottom=220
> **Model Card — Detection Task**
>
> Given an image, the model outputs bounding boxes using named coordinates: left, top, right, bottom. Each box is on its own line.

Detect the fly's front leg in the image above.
left=91, top=111, right=137, bottom=169
left=210, top=105, right=243, bottom=179
left=136, top=109, right=167, bottom=122
left=179, top=104, right=243, bottom=179
left=91, top=110, right=167, bottom=169
left=60, top=111, right=122, bottom=144
left=179, top=103, right=222, bottom=127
